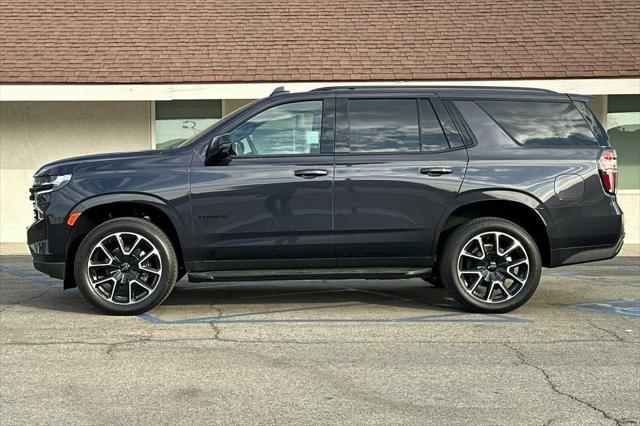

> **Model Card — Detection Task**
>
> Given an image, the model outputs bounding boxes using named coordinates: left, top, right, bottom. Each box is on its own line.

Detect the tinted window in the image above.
left=348, top=99, right=419, bottom=153
left=419, top=99, right=449, bottom=151
left=454, top=101, right=517, bottom=149
left=230, top=101, right=323, bottom=156
left=431, top=99, right=465, bottom=148
left=478, top=100, right=598, bottom=146
left=445, top=101, right=476, bottom=147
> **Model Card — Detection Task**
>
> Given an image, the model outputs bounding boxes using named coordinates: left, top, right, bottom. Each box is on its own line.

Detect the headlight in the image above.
left=29, top=174, right=72, bottom=221
left=32, top=174, right=72, bottom=193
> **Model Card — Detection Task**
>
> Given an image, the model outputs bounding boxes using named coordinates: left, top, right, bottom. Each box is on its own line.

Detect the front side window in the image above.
left=230, top=101, right=323, bottom=156
left=478, top=100, right=597, bottom=146
left=348, top=99, right=420, bottom=153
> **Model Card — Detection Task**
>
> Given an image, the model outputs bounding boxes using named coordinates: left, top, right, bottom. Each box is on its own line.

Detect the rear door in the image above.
left=333, top=93, right=468, bottom=267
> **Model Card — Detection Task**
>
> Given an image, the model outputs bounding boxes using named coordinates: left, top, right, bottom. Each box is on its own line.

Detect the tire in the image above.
left=74, top=217, right=178, bottom=315
left=439, top=217, right=541, bottom=313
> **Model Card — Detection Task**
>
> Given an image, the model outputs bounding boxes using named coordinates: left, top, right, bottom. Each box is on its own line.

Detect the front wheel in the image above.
left=74, top=217, right=178, bottom=315
left=439, top=217, right=542, bottom=313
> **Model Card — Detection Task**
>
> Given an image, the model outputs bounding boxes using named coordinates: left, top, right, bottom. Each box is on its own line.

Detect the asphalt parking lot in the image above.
left=1, top=255, right=638, bottom=425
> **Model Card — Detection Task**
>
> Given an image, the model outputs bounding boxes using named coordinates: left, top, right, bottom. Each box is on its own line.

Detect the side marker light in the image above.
left=67, top=212, right=81, bottom=226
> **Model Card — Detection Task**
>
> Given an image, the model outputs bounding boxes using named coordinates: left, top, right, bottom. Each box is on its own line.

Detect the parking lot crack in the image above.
left=204, top=305, right=240, bottom=343
left=0, top=289, right=49, bottom=314
left=503, top=343, right=625, bottom=426
left=207, top=307, right=251, bottom=343
left=589, top=323, right=625, bottom=342
left=104, top=337, right=151, bottom=359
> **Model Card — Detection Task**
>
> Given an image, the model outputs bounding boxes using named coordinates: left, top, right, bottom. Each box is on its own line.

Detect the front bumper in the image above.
left=27, top=216, right=67, bottom=280
left=33, top=259, right=65, bottom=279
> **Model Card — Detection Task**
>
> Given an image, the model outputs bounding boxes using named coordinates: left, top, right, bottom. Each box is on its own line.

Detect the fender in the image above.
left=431, top=188, right=555, bottom=257
left=66, top=192, right=192, bottom=264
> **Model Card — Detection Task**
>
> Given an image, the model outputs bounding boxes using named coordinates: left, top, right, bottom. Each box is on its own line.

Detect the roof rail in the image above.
left=270, top=86, right=289, bottom=96
left=309, top=85, right=557, bottom=94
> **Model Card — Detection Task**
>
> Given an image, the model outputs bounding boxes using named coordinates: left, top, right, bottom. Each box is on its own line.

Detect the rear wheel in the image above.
left=74, top=217, right=178, bottom=315
left=439, top=217, right=541, bottom=313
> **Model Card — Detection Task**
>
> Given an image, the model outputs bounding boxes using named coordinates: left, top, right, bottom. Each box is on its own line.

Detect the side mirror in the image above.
left=206, top=134, right=235, bottom=161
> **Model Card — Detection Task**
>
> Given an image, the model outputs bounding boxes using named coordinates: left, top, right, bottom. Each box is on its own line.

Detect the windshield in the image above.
left=177, top=100, right=260, bottom=147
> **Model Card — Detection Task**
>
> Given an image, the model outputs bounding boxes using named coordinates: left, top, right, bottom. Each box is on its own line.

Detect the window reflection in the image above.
left=478, top=100, right=597, bottom=146
left=348, top=99, right=420, bottom=153
left=419, top=99, right=450, bottom=152
left=230, top=101, right=323, bottom=156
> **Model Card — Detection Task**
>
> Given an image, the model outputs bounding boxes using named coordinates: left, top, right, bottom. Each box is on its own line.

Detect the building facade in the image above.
left=1, top=1, right=639, bottom=252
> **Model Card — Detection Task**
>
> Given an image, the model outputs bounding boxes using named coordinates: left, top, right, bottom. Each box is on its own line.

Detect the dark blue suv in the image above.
left=27, top=86, right=624, bottom=315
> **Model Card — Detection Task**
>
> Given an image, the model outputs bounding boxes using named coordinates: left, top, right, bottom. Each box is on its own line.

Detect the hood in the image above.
left=34, top=149, right=167, bottom=177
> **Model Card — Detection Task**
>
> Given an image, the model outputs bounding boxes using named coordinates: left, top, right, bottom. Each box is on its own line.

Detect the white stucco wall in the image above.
left=0, top=101, right=152, bottom=246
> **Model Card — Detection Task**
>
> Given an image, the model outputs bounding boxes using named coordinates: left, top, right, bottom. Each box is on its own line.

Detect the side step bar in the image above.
left=188, top=267, right=432, bottom=283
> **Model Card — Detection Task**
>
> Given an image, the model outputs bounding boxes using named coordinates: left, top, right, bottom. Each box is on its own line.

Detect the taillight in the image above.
left=598, top=148, right=618, bottom=195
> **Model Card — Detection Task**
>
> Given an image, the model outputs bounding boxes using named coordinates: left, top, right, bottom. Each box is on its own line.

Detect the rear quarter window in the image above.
left=574, top=101, right=609, bottom=146
left=477, top=100, right=599, bottom=147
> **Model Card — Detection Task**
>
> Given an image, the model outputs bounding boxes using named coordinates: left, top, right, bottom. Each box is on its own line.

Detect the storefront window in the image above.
left=607, top=95, right=640, bottom=190
left=154, top=100, right=222, bottom=149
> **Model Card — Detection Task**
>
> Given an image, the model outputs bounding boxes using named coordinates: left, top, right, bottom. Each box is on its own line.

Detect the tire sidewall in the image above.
left=74, top=218, right=177, bottom=315
left=440, top=219, right=542, bottom=313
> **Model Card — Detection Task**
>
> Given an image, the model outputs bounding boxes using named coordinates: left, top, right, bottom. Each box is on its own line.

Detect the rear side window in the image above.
left=348, top=99, right=420, bottom=153
left=478, top=100, right=598, bottom=146
left=419, top=99, right=450, bottom=152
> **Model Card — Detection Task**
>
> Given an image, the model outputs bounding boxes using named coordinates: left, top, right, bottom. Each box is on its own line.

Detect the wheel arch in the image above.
left=64, top=193, right=188, bottom=289
left=434, top=190, right=553, bottom=267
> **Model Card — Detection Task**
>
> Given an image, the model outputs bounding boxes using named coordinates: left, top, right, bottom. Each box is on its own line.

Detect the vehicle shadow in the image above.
left=5, top=275, right=462, bottom=316
left=159, top=278, right=461, bottom=314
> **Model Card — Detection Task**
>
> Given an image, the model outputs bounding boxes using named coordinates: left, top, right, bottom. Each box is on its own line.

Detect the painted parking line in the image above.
left=0, top=265, right=63, bottom=289
left=138, top=311, right=531, bottom=325
left=544, top=269, right=640, bottom=286
left=568, top=299, right=640, bottom=318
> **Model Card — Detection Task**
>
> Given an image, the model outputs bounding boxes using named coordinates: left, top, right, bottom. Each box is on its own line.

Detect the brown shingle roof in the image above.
left=1, top=0, right=638, bottom=84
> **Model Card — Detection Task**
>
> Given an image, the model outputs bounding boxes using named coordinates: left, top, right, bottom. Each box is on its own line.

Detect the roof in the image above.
left=309, top=86, right=557, bottom=93
left=1, top=0, right=639, bottom=84
left=309, top=86, right=562, bottom=98
left=278, top=85, right=570, bottom=101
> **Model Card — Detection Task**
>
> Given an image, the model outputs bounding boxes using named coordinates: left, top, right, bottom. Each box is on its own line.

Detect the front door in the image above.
left=189, top=98, right=335, bottom=270
left=333, top=95, right=468, bottom=267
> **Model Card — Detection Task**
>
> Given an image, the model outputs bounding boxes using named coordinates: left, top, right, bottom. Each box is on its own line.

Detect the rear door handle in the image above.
left=294, top=169, right=328, bottom=178
left=420, top=167, right=453, bottom=176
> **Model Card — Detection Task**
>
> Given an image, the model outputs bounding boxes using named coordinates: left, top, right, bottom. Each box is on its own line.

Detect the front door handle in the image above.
left=420, top=167, right=453, bottom=176
left=294, top=169, right=328, bottom=178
